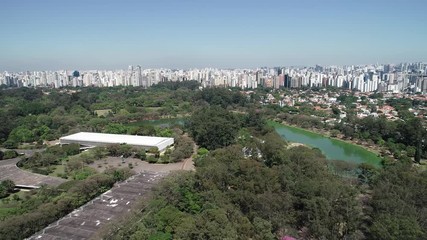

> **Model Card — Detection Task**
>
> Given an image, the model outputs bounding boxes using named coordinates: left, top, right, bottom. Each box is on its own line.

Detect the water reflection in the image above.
left=272, top=122, right=381, bottom=167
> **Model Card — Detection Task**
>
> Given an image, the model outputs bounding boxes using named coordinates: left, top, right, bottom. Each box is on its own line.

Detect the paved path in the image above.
left=29, top=171, right=167, bottom=240
left=21, top=147, right=195, bottom=239
left=0, top=157, right=66, bottom=187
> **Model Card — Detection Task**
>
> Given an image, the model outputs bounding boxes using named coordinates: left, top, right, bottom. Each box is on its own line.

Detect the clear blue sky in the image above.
left=1, top=0, right=426, bottom=71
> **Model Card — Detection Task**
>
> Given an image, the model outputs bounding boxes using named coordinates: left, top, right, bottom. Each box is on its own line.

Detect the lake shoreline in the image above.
left=270, top=120, right=383, bottom=166
left=274, top=120, right=382, bottom=156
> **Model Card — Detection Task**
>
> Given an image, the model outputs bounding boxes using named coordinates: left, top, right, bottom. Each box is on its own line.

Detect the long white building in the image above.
left=59, top=132, right=174, bottom=152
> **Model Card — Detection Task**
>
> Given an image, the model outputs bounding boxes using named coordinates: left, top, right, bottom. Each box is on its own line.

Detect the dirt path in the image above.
left=181, top=142, right=197, bottom=171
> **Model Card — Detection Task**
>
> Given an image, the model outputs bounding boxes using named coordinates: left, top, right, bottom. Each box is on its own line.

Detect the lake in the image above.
left=270, top=121, right=382, bottom=167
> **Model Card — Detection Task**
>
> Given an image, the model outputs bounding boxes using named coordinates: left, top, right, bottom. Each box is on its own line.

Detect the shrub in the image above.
left=75, top=151, right=96, bottom=164
left=169, top=135, right=194, bottom=162
left=107, top=144, right=133, bottom=158
left=92, top=146, right=108, bottom=159
left=66, top=158, right=85, bottom=172
left=32, top=168, right=53, bottom=175
left=147, top=156, right=158, bottom=163
left=45, top=143, right=80, bottom=157
left=56, top=180, right=80, bottom=192
left=135, top=149, right=147, bottom=160
left=56, top=173, right=68, bottom=179
left=71, top=167, right=97, bottom=180
left=197, top=148, right=209, bottom=156
left=104, top=167, right=133, bottom=182
left=0, top=179, right=15, bottom=199
left=148, top=147, right=160, bottom=158
left=2, top=140, right=18, bottom=149
left=3, top=150, right=18, bottom=160
left=159, top=154, right=170, bottom=164
left=62, top=143, right=81, bottom=156
left=330, top=129, right=340, bottom=138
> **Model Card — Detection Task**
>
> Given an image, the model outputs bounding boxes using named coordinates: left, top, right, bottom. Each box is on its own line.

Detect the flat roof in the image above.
left=60, top=132, right=173, bottom=147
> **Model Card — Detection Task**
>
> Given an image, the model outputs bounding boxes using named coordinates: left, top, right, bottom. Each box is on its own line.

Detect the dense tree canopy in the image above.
left=367, top=162, right=427, bottom=239
left=188, top=106, right=241, bottom=150
left=194, top=87, right=247, bottom=108
left=106, top=140, right=367, bottom=239
left=0, top=85, right=426, bottom=240
left=0, top=84, right=201, bottom=147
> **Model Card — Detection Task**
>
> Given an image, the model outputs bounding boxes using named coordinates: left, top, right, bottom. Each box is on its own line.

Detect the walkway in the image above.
left=29, top=171, right=167, bottom=240
left=0, top=157, right=66, bottom=187
left=25, top=146, right=196, bottom=239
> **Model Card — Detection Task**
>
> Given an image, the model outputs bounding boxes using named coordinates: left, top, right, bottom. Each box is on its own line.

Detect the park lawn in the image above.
left=48, top=164, right=66, bottom=178
left=0, top=191, right=27, bottom=220
left=0, top=206, right=20, bottom=220
left=418, top=159, right=427, bottom=172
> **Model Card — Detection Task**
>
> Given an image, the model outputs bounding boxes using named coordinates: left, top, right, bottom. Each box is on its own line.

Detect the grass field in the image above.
left=417, top=159, right=427, bottom=172
left=48, top=164, right=66, bottom=178
left=0, top=191, right=27, bottom=220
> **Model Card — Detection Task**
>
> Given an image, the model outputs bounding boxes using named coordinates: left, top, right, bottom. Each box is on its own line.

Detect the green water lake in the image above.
left=270, top=121, right=382, bottom=167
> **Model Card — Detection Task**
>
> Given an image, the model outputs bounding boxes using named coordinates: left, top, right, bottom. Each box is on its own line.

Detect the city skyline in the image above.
left=2, top=62, right=426, bottom=94
left=1, top=61, right=426, bottom=72
left=3, top=60, right=426, bottom=74
left=1, top=0, right=427, bottom=71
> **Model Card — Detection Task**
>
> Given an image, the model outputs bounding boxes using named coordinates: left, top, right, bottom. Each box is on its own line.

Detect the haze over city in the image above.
left=1, top=0, right=426, bottom=71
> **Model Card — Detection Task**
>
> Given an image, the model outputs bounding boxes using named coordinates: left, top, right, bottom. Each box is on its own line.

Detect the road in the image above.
left=0, top=152, right=66, bottom=187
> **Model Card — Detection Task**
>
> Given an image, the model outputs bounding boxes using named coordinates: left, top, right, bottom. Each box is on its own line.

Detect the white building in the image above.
left=60, top=132, right=174, bottom=152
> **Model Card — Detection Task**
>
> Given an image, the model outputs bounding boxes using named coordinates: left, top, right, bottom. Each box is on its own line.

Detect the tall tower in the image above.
left=133, top=65, right=142, bottom=86
left=127, top=65, right=134, bottom=86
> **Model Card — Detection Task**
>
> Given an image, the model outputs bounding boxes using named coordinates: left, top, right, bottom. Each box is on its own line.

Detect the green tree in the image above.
left=370, top=214, right=423, bottom=240
left=104, top=123, right=129, bottom=134
left=330, top=129, right=340, bottom=137
left=8, top=126, right=35, bottom=143
left=331, top=106, right=341, bottom=116
left=135, top=149, right=147, bottom=160
left=107, top=144, right=133, bottom=157
left=188, top=106, right=240, bottom=150
left=0, top=179, right=15, bottom=198
left=252, top=217, right=275, bottom=240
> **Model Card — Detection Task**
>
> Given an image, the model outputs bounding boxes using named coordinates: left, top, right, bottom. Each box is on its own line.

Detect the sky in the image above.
left=1, top=0, right=426, bottom=71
